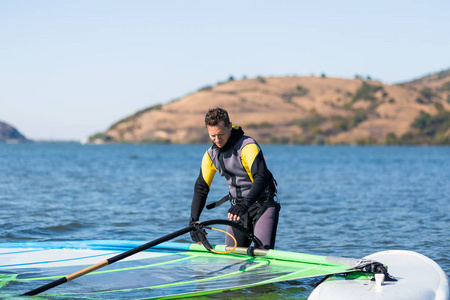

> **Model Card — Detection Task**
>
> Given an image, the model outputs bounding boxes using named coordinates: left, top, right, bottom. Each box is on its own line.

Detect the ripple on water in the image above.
left=1, top=144, right=449, bottom=294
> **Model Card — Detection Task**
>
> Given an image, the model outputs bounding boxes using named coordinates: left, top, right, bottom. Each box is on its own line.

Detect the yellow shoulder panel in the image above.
left=201, top=151, right=217, bottom=187
left=241, top=143, right=260, bottom=182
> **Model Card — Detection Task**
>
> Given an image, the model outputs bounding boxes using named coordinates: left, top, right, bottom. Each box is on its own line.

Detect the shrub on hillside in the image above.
left=88, top=132, right=114, bottom=143
left=246, top=122, right=273, bottom=129
left=412, top=109, right=450, bottom=137
left=257, top=76, right=266, bottom=83
left=399, top=105, right=450, bottom=144
left=295, top=114, right=326, bottom=132
left=356, top=136, right=378, bottom=145
left=330, top=109, right=368, bottom=131
left=352, top=81, right=383, bottom=103
left=442, top=81, right=450, bottom=91
left=416, top=87, right=437, bottom=104
left=296, top=85, right=309, bottom=96
left=282, top=86, right=309, bottom=102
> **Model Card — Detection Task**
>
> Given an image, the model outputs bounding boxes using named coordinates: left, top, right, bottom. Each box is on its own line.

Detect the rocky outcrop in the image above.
left=0, top=121, right=29, bottom=142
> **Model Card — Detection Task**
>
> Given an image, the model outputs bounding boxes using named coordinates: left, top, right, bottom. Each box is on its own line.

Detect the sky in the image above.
left=1, top=0, right=449, bottom=141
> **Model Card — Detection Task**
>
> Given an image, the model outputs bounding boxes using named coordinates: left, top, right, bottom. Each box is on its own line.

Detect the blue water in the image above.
left=1, top=143, right=449, bottom=299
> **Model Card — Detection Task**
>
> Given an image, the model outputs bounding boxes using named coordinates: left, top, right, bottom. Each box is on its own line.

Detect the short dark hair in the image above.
left=205, top=107, right=231, bottom=127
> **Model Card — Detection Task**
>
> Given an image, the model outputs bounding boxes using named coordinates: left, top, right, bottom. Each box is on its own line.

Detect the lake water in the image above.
left=1, top=143, right=449, bottom=299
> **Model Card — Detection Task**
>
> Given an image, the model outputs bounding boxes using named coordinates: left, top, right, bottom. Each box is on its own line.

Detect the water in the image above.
left=1, top=143, right=449, bottom=299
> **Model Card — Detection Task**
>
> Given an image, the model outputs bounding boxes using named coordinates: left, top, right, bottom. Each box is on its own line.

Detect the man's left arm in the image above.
left=241, top=143, right=271, bottom=204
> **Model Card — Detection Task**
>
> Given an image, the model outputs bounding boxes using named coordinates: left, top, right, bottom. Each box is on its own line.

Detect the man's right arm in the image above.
left=190, top=151, right=217, bottom=221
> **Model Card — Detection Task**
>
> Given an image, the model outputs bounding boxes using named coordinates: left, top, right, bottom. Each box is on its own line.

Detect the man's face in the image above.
left=207, top=121, right=232, bottom=148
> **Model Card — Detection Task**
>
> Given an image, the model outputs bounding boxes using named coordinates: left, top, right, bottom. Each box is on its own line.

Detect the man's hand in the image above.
left=227, top=203, right=249, bottom=221
left=188, top=218, right=212, bottom=250
left=189, top=218, right=203, bottom=244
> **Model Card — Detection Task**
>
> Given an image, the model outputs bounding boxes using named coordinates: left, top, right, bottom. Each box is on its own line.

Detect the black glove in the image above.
left=189, top=218, right=201, bottom=243
left=228, top=202, right=249, bottom=218
left=189, top=218, right=212, bottom=250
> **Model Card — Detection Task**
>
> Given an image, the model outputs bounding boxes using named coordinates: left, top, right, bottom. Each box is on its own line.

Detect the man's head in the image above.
left=205, top=107, right=231, bottom=127
left=205, top=107, right=232, bottom=148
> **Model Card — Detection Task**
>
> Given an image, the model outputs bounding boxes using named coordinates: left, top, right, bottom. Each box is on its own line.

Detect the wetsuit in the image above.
left=190, top=126, right=280, bottom=249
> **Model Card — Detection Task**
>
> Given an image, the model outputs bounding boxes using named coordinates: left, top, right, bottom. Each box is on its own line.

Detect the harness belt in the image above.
left=206, top=186, right=278, bottom=210
left=206, top=194, right=232, bottom=210
left=206, top=186, right=279, bottom=227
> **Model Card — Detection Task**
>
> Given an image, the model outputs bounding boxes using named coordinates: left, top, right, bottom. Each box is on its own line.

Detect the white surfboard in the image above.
left=309, top=250, right=449, bottom=300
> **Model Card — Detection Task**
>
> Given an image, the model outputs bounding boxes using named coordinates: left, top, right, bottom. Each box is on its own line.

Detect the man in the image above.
left=190, top=107, right=280, bottom=249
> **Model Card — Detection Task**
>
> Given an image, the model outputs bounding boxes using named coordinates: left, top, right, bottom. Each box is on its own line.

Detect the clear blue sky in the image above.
left=1, top=0, right=449, bottom=141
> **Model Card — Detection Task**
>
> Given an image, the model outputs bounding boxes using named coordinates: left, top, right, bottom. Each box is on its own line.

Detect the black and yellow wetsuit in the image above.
left=190, top=126, right=280, bottom=248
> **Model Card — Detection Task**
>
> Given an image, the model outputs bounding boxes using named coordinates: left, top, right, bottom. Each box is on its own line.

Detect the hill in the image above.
left=92, top=69, right=450, bottom=145
left=0, top=121, right=29, bottom=142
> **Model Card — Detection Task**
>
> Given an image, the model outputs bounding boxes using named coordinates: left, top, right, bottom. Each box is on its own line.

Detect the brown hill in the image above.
left=94, top=69, right=450, bottom=145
